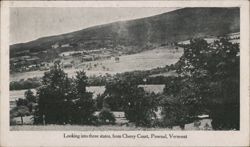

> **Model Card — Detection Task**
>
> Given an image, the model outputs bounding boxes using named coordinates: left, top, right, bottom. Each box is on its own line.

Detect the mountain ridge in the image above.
left=10, top=7, right=240, bottom=57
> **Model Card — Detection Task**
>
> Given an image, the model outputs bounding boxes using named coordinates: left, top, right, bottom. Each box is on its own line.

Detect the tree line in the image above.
left=10, top=64, right=176, bottom=90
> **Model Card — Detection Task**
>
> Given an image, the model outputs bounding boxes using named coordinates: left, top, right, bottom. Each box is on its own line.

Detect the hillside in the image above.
left=10, top=7, right=239, bottom=58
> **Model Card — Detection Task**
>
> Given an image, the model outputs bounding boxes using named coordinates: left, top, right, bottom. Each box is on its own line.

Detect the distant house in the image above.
left=94, top=111, right=125, bottom=118
left=82, top=56, right=93, bottom=61
left=28, top=65, right=34, bottom=68
left=115, top=56, right=119, bottom=62
left=61, top=44, right=70, bottom=48
left=63, top=63, right=73, bottom=68
left=79, top=43, right=84, bottom=47
left=100, top=55, right=112, bottom=60
left=138, top=84, right=165, bottom=94
left=225, top=32, right=240, bottom=39
left=178, top=40, right=190, bottom=45
left=19, top=56, right=31, bottom=60
left=26, top=57, right=40, bottom=62
left=51, top=43, right=59, bottom=49
left=87, top=49, right=103, bottom=54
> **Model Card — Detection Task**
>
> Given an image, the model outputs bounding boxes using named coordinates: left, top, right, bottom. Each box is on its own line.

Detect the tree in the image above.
left=10, top=106, right=30, bottom=125
left=174, top=38, right=239, bottom=130
left=34, top=61, right=72, bottom=124
left=16, top=98, right=28, bottom=107
left=103, top=77, right=130, bottom=111
left=160, top=76, right=199, bottom=129
left=96, top=94, right=105, bottom=110
left=75, top=70, right=88, bottom=94
left=104, top=77, right=158, bottom=126
left=123, top=87, right=158, bottom=126
left=71, top=70, right=96, bottom=124
left=159, top=95, right=189, bottom=129
left=25, top=89, right=36, bottom=103
left=34, top=62, right=96, bottom=125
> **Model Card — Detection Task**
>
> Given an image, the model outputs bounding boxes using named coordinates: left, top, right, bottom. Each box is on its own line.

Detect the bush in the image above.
left=25, top=89, right=36, bottom=103
left=10, top=78, right=41, bottom=90
left=16, top=98, right=28, bottom=106
left=10, top=106, right=30, bottom=125
left=98, top=108, right=116, bottom=124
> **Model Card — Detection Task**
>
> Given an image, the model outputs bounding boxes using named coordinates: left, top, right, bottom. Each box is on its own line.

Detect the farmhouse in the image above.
left=225, top=32, right=240, bottom=39
left=51, top=43, right=59, bottom=49
left=138, top=84, right=165, bottom=94
left=61, top=43, right=70, bottom=48
left=25, top=56, right=40, bottom=62
left=87, top=49, right=103, bottom=54
left=63, top=63, right=73, bottom=68
left=82, top=56, right=94, bottom=61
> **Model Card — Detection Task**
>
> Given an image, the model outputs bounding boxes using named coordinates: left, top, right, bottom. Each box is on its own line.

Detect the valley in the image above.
left=10, top=46, right=183, bottom=81
left=9, top=7, right=240, bottom=131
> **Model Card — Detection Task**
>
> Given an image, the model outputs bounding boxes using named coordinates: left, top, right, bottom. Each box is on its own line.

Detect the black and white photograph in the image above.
left=1, top=1, right=250, bottom=146
left=8, top=6, right=241, bottom=131
left=0, top=0, right=250, bottom=147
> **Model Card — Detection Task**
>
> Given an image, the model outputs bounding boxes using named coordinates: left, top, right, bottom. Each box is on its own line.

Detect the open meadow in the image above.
left=10, top=47, right=183, bottom=82
left=10, top=118, right=212, bottom=131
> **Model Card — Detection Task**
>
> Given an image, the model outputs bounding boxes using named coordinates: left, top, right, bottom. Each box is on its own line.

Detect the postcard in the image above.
left=0, top=1, right=249, bottom=146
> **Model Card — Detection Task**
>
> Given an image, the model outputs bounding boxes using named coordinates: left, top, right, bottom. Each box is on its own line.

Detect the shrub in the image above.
left=16, top=98, right=28, bottom=106
left=25, top=89, right=36, bottom=103
left=10, top=78, right=41, bottom=90
left=98, top=108, right=116, bottom=124
left=10, top=106, right=30, bottom=125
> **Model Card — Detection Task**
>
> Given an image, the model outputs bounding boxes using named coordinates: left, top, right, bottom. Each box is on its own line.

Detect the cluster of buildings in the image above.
left=10, top=55, right=51, bottom=73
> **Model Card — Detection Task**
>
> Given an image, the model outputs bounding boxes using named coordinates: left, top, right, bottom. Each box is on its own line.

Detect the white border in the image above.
left=1, top=1, right=249, bottom=146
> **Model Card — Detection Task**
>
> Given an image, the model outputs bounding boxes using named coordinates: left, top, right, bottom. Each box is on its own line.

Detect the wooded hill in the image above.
left=10, top=7, right=239, bottom=57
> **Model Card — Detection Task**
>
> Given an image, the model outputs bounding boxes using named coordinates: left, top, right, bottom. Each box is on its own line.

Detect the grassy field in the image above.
left=77, top=47, right=183, bottom=73
left=10, top=89, right=36, bottom=101
left=149, top=70, right=178, bottom=77
left=10, top=118, right=212, bottom=131
left=10, top=124, right=175, bottom=131
left=138, top=85, right=165, bottom=94
left=10, top=47, right=183, bottom=81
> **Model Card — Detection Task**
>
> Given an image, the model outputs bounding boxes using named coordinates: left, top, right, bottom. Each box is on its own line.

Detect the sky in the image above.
left=10, top=7, right=180, bottom=45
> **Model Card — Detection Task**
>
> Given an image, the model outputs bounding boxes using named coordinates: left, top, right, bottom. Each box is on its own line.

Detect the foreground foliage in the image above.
left=161, top=38, right=239, bottom=130
left=34, top=62, right=96, bottom=125
left=12, top=38, right=239, bottom=130
left=98, top=108, right=116, bottom=124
